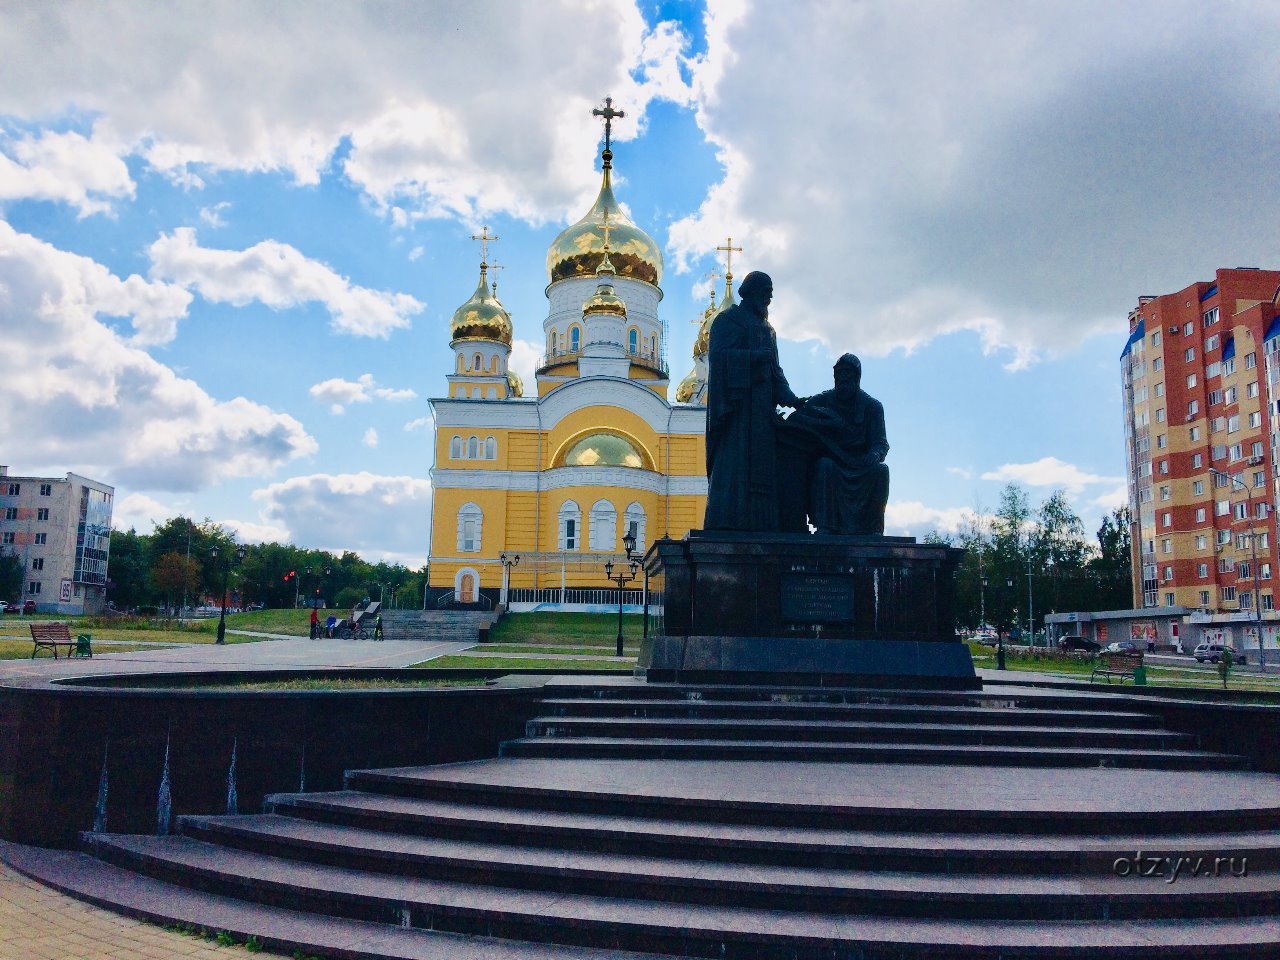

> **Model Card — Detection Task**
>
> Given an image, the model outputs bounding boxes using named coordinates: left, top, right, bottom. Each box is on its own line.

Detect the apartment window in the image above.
left=1257, top=502, right=1270, bottom=520
left=1152, top=331, right=1162, bottom=346
left=1235, top=502, right=1249, bottom=520
left=1212, top=445, right=1227, bottom=460
left=1212, top=417, right=1226, bottom=433
left=33, top=533, right=45, bottom=545
left=1254, top=471, right=1267, bottom=487
left=1195, top=507, right=1206, bottom=523
left=1165, top=592, right=1176, bottom=606
left=1229, top=444, right=1243, bottom=461
left=1196, top=535, right=1208, bottom=550
left=1187, top=374, right=1198, bottom=388
left=1203, top=307, right=1219, bottom=327
left=1209, top=390, right=1223, bottom=405
left=1259, top=532, right=1269, bottom=549
left=1198, top=562, right=1209, bottom=578
left=1185, top=347, right=1196, bottom=362
left=38, top=483, right=51, bottom=496
left=1225, top=386, right=1238, bottom=404
left=1161, top=538, right=1172, bottom=554
left=1248, top=381, right=1259, bottom=398
left=1223, top=585, right=1237, bottom=602
left=1193, top=480, right=1204, bottom=495
left=1156, top=435, right=1167, bottom=449
left=5, top=483, right=18, bottom=496
left=1160, top=486, right=1171, bottom=501
left=1152, top=357, right=1163, bottom=371
left=1162, top=512, right=1172, bottom=527
left=1200, top=590, right=1212, bottom=606
left=1206, top=362, right=1221, bottom=378
left=1192, top=453, right=1203, bottom=468
left=1240, top=592, right=1253, bottom=609
left=1184, top=321, right=1194, bottom=336
left=1238, top=533, right=1252, bottom=549
left=1156, top=408, right=1165, bottom=422
left=1206, top=334, right=1220, bottom=352
left=1, top=533, right=11, bottom=545
left=1163, top=566, right=1173, bottom=581
left=1224, top=358, right=1236, bottom=375
left=1214, top=472, right=1231, bottom=488
left=1247, top=351, right=1257, bottom=369
left=1253, top=441, right=1265, bottom=457
left=1263, top=564, right=1273, bottom=580
left=1155, top=382, right=1164, bottom=397
left=1250, top=412, right=1262, bottom=428
left=26, top=582, right=40, bottom=596
left=1264, top=594, right=1275, bottom=610
left=35, top=508, right=48, bottom=522
left=1159, top=460, right=1169, bottom=474
left=31, top=558, right=43, bottom=571
left=1216, top=500, right=1230, bottom=516
left=1217, top=529, right=1232, bottom=545
left=1219, top=557, right=1235, bottom=573
left=1189, top=426, right=1201, bottom=441
left=1228, top=415, right=1240, bottom=432
left=1187, top=399, right=1199, bottom=416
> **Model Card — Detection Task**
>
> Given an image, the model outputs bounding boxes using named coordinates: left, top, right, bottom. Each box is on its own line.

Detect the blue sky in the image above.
left=3, top=0, right=1278, bottom=564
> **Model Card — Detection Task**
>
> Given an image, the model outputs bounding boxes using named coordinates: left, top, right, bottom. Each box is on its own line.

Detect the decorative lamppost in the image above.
left=996, top=576, right=1014, bottom=670
left=306, top=566, right=331, bottom=610
left=499, top=552, right=521, bottom=607
left=980, top=575, right=988, bottom=637
left=210, top=543, right=247, bottom=645
left=604, top=529, right=639, bottom=657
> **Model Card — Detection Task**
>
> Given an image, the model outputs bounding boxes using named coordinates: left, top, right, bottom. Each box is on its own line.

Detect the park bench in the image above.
left=1090, top=650, right=1142, bottom=684
left=30, top=623, right=92, bottom=659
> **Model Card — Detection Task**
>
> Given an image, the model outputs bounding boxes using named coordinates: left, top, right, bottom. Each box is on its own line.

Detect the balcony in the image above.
left=537, top=348, right=669, bottom=378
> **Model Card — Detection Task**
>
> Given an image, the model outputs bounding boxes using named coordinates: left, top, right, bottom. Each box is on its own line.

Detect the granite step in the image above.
left=523, top=716, right=1198, bottom=750
left=499, top=736, right=1248, bottom=769
left=343, top=766, right=1280, bottom=835
left=267, top=790, right=1280, bottom=873
left=536, top=697, right=1165, bottom=728
left=173, top=813, right=1280, bottom=921
left=82, top=834, right=1280, bottom=957
left=1, top=842, right=660, bottom=960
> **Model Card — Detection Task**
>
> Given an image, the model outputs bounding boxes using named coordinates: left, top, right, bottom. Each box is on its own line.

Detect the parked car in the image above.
left=1057, top=635, right=1102, bottom=653
left=1103, top=641, right=1139, bottom=654
left=972, top=630, right=999, bottom=645
left=0, top=601, right=8, bottom=613
left=1193, top=642, right=1247, bottom=665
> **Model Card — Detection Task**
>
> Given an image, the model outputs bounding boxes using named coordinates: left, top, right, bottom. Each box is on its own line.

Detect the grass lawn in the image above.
left=482, top=643, right=641, bottom=656
left=417, top=655, right=634, bottom=671
left=0, top=638, right=155, bottom=660
left=971, top=647, right=1280, bottom=693
left=488, top=612, right=645, bottom=647
left=190, top=609, right=312, bottom=637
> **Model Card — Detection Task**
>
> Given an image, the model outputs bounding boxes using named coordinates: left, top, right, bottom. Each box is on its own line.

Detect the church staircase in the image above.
left=9, top=682, right=1280, bottom=958
left=375, top=608, right=499, bottom=643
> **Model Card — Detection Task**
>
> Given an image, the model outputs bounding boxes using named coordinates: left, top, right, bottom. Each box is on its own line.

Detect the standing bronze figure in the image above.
left=704, top=271, right=804, bottom=531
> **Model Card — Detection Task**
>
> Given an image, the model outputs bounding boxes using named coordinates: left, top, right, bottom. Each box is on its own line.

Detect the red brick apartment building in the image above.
left=1122, top=268, right=1280, bottom=650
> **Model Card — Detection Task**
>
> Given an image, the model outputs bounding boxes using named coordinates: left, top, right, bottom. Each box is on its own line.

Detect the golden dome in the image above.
left=694, top=277, right=735, bottom=358
left=450, top=266, right=512, bottom=345
left=675, top=366, right=700, bottom=403
left=506, top=370, right=524, bottom=397
left=547, top=150, right=663, bottom=286
left=582, top=279, right=627, bottom=317
left=563, top=432, right=646, bottom=468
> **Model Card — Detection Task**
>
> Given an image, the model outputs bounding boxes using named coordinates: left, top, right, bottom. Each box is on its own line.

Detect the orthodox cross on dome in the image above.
left=471, top=225, right=499, bottom=267
left=592, top=96, right=626, bottom=158
left=692, top=270, right=719, bottom=325
left=488, top=260, right=505, bottom=297
left=715, top=237, right=743, bottom=283
left=597, top=209, right=617, bottom=275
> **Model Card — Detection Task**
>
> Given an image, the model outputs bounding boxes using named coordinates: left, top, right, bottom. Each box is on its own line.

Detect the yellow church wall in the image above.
left=545, top=406, right=661, bottom=470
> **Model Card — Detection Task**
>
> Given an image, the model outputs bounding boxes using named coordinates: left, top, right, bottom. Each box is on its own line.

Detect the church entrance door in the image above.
left=459, top=573, right=476, bottom=604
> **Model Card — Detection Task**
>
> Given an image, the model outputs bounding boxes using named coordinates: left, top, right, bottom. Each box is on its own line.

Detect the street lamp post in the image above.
left=997, top=576, right=1013, bottom=670
left=498, top=552, right=521, bottom=608
left=1209, top=466, right=1266, bottom=671
left=980, top=576, right=988, bottom=638
left=604, top=530, right=639, bottom=657
left=1027, top=554, right=1035, bottom=648
left=210, top=543, right=246, bottom=645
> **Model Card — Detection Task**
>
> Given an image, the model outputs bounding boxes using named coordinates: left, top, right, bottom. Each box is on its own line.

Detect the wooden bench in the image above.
left=30, top=623, right=92, bottom=659
left=1090, top=650, right=1142, bottom=684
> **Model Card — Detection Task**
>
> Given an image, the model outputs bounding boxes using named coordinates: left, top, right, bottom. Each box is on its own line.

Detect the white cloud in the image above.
left=219, top=517, right=290, bottom=544
left=0, top=125, right=134, bottom=217
left=884, top=501, right=972, bottom=539
left=1091, top=483, right=1130, bottom=512
left=403, top=416, right=433, bottom=432
left=407, top=245, right=424, bottom=262
left=150, top=228, right=422, bottom=338
left=982, top=456, right=1122, bottom=494
left=112, top=492, right=177, bottom=533
left=252, top=472, right=432, bottom=563
left=672, top=0, right=1280, bottom=366
left=509, top=338, right=540, bottom=390
left=362, top=427, right=378, bottom=448
left=0, top=220, right=317, bottom=491
left=945, top=466, right=974, bottom=480
left=0, top=4, right=691, bottom=225
left=308, top=373, right=417, bottom=414
left=198, top=201, right=231, bottom=228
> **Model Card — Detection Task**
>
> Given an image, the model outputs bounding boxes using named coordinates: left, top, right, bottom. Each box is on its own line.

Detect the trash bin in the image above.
left=1133, top=664, right=1147, bottom=686
left=74, top=633, right=93, bottom=658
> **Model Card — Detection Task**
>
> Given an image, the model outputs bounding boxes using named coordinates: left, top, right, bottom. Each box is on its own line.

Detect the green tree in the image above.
left=150, top=551, right=202, bottom=612
left=1086, top=506, right=1134, bottom=610
left=107, top=529, right=153, bottom=609
left=0, top=549, right=23, bottom=603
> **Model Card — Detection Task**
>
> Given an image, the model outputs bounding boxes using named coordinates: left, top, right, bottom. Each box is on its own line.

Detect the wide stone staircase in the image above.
left=11, top=682, right=1280, bottom=958
left=376, top=608, right=499, bottom=643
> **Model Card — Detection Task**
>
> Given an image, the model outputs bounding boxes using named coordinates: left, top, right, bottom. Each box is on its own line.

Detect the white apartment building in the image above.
left=0, top=466, right=114, bottom=614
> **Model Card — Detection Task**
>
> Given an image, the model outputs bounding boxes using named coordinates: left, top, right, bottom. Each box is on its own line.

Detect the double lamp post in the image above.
left=603, top=528, right=639, bottom=658
left=209, top=543, right=246, bottom=645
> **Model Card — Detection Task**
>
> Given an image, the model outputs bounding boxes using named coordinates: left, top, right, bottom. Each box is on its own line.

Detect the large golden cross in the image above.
left=592, top=97, right=626, bottom=153
left=471, top=226, right=499, bottom=265
left=715, top=237, right=743, bottom=281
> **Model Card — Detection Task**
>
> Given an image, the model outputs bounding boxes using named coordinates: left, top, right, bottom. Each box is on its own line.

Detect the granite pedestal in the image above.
left=639, top=531, right=978, bottom=688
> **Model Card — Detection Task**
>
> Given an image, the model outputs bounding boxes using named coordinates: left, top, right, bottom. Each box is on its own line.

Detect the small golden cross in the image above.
left=470, top=226, right=499, bottom=266
left=715, top=237, right=743, bottom=280
left=592, top=96, right=626, bottom=153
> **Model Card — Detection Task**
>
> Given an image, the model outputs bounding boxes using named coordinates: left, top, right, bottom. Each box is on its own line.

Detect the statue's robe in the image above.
left=785, top=387, right=890, bottom=535
left=703, top=301, right=800, bottom=531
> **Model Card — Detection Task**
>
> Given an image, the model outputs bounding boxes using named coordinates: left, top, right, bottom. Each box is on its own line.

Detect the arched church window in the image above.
left=548, top=329, right=556, bottom=354
left=558, top=500, right=581, bottom=551
left=562, top=433, right=646, bottom=469
left=589, top=499, right=617, bottom=551
left=456, top=355, right=465, bottom=372
left=628, top=328, right=639, bottom=355
left=474, top=353, right=483, bottom=371
left=467, top=436, right=479, bottom=459
left=486, top=387, right=497, bottom=399
left=450, top=436, right=463, bottom=459
left=569, top=325, right=581, bottom=352
left=484, top=436, right=497, bottom=459
left=457, top=503, right=483, bottom=553
left=624, top=502, right=647, bottom=553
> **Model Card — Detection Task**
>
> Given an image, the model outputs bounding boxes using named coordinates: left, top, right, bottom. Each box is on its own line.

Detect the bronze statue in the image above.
left=785, top=353, right=889, bottom=535
left=703, top=271, right=804, bottom=531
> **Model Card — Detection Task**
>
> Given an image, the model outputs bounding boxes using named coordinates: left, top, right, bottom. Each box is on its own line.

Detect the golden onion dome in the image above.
left=675, top=366, right=700, bottom=403
left=450, top=266, right=512, bottom=345
left=582, top=279, right=627, bottom=317
left=693, top=277, right=736, bottom=358
left=547, top=150, right=663, bottom=286
left=506, top=370, right=524, bottom=398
